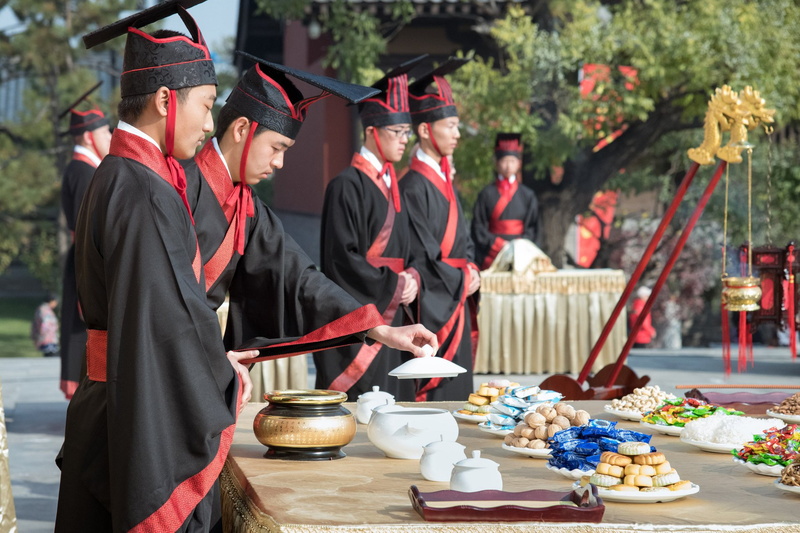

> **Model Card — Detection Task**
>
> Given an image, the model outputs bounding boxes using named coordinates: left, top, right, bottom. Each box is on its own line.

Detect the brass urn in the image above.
left=721, top=276, right=762, bottom=312
left=253, top=389, right=356, bottom=460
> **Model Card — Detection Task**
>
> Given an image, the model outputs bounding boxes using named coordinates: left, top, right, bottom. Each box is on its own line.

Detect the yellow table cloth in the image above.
left=475, top=269, right=627, bottom=375
left=222, top=401, right=800, bottom=533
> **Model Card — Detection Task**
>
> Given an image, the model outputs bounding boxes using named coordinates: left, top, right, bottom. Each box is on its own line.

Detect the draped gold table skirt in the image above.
left=221, top=401, right=800, bottom=533
left=475, top=269, right=628, bottom=375
left=0, top=379, right=17, bottom=531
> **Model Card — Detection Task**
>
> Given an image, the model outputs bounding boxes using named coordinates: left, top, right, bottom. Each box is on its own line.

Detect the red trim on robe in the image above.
left=71, top=152, right=99, bottom=169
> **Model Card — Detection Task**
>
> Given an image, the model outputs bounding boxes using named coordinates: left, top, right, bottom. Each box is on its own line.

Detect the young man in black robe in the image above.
left=400, top=59, right=481, bottom=401
left=313, top=57, right=428, bottom=401
left=56, top=2, right=259, bottom=531
left=471, top=133, right=539, bottom=269
left=181, top=53, right=436, bottom=372
left=58, top=82, right=112, bottom=399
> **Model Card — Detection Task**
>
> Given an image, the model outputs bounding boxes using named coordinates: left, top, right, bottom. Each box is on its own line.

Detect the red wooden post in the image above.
left=576, top=162, right=701, bottom=384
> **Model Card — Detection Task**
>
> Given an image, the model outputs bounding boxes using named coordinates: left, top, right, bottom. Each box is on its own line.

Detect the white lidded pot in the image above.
left=419, top=437, right=466, bottom=482
left=355, top=386, right=395, bottom=424
left=450, top=450, right=502, bottom=492
left=367, top=404, right=458, bottom=459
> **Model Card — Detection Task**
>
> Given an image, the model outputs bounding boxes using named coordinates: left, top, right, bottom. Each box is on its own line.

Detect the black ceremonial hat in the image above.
left=357, top=55, right=427, bottom=128
left=495, top=133, right=523, bottom=159
left=59, top=81, right=109, bottom=136
left=225, top=52, right=380, bottom=140
left=82, top=0, right=217, bottom=97
left=408, top=57, right=470, bottom=126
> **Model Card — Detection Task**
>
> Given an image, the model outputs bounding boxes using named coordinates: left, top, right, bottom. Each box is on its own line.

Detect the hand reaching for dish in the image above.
left=367, top=324, right=438, bottom=357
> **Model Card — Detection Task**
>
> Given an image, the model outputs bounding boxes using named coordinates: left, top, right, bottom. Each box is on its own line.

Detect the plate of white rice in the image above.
left=679, top=412, right=784, bottom=453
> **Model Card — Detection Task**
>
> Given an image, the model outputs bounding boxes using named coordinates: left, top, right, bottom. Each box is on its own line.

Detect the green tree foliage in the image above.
left=0, top=0, right=135, bottom=289
left=450, top=0, right=800, bottom=266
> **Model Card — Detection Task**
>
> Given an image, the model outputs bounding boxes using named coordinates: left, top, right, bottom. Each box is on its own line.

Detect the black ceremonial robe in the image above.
left=471, top=178, right=538, bottom=270
left=59, top=150, right=97, bottom=399
left=56, top=129, right=242, bottom=532
left=313, top=153, right=419, bottom=402
left=399, top=156, right=477, bottom=401
left=182, top=141, right=383, bottom=361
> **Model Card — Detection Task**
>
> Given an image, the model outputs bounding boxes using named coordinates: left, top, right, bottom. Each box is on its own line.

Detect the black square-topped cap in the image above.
left=59, top=81, right=109, bottom=136
left=358, top=54, right=427, bottom=128
left=495, top=132, right=523, bottom=159
left=224, top=52, right=380, bottom=139
left=408, top=57, right=470, bottom=126
left=82, top=0, right=216, bottom=97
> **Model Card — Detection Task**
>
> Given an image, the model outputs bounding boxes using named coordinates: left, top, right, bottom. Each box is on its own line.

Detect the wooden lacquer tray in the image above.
left=409, top=484, right=605, bottom=523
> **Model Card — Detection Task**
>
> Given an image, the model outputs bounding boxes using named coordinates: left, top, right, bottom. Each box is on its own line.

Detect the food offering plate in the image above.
left=732, top=458, right=784, bottom=477
left=765, top=409, right=800, bottom=425
left=602, top=405, right=643, bottom=422
left=572, top=481, right=700, bottom=503
left=639, top=420, right=685, bottom=436
left=452, top=411, right=488, bottom=423
left=478, top=421, right=513, bottom=437
left=679, top=435, right=737, bottom=454
left=774, top=480, right=800, bottom=496
left=409, top=484, right=605, bottom=523
left=546, top=464, right=594, bottom=480
left=501, top=443, right=551, bottom=459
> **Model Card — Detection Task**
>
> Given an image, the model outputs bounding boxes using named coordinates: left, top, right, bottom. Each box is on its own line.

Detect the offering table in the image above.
left=222, top=401, right=799, bottom=532
left=475, top=269, right=627, bottom=374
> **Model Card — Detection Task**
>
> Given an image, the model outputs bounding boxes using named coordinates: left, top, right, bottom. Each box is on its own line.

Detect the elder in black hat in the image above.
left=181, top=53, right=438, bottom=405
left=398, top=57, right=480, bottom=402
left=55, top=2, right=260, bottom=531
left=471, top=133, right=539, bottom=269
left=58, top=81, right=111, bottom=401
left=313, top=56, right=428, bottom=402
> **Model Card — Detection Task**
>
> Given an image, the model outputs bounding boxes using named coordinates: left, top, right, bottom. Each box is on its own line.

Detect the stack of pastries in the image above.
left=586, top=442, right=692, bottom=492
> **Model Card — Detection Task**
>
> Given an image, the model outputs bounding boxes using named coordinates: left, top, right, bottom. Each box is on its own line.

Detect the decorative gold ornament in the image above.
left=721, top=276, right=762, bottom=312
left=688, top=85, right=775, bottom=165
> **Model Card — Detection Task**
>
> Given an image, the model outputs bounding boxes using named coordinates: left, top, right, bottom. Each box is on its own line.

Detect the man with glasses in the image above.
left=314, top=57, right=427, bottom=401
left=400, top=58, right=480, bottom=401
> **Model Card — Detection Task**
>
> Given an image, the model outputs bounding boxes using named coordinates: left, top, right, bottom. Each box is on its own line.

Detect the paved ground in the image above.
left=2, top=348, right=798, bottom=531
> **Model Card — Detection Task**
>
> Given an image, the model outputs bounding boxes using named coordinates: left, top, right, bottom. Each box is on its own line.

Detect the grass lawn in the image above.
left=0, top=296, right=43, bottom=358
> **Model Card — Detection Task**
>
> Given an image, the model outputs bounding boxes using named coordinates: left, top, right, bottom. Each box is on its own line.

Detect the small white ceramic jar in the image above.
left=419, top=439, right=466, bottom=482
left=355, top=386, right=395, bottom=424
left=449, top=450, right=502, bottom=492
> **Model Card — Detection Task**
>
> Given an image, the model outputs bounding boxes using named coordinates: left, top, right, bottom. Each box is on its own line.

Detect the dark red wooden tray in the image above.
left=409, top=484, right=605, bottom=523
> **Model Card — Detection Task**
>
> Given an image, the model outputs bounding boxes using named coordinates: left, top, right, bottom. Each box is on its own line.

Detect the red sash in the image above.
left=489, top=219, right=524, bottom=235
left=327, top=155, right=417, bottom=392
left=409, top=159, right=475, bottom=401
left=194, top=142, right=255, bottom=290
left=72, top=151, right=99, bottom=169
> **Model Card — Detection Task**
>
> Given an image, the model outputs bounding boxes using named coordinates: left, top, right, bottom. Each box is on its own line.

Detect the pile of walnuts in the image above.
left=503, top=403, right=590, bottom=450
left=608, top=386, right=675, bottom=414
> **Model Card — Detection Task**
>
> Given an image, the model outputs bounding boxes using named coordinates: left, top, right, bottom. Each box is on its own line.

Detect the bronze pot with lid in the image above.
left=253, top=389, right=356, bottom=460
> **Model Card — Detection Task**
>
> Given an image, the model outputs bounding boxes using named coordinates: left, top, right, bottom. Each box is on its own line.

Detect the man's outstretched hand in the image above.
left=367, top=324, right=438, bottom=358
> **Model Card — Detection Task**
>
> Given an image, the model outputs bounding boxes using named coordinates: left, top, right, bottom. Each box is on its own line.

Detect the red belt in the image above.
left=443, top=258, right=468, bottom=269
left=367, top=256, right=405, bottom=274
left=86, top=329, right=107, bottom=382
left=489, top=219, right=523, bottom=235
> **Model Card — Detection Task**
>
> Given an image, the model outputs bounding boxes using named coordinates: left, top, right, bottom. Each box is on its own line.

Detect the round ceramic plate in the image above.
left=603, top=405, right=643, bottom=421
left=732, top=458, right=784, bottom=477
left=451, top=411, right=488, bottom=423
left=501, top=443, right=551, bottom=458
left=680, top=435, right=738, bottom=454
left=478, top=422, right=513, bottom=437
left=765, top=409, right=800, bottom=425
left=774, top=480, right=800, bottom=495
left=573, top=481, right=700, bottom=503
left=546, top=464, right=593, bottom=480
left=639, top=420, right=685, bottom=436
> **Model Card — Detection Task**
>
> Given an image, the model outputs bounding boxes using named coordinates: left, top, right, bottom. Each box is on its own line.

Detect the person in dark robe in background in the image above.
left=471, top=133, right=539, bottom=270
left=57, top=82, right=112, bottom=399
left=400, top=58, right=481, bottom=401
left=314, top=56, right=428, bottom=401
left=55, top=3, right=258, bottom=531
left=181, top=52, right=436, bottom=378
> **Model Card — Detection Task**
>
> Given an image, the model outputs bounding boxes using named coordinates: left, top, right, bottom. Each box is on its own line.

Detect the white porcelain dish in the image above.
left=765, top=409, right=800, bottom=425
left=478, top=422, right=513, bottom=437
left=603, top=405, right=643, bottom=421
left=679, top=435, right=738, bottom=454
left=774, top=480, right=800, bottom=496
left=545, top=464, right=593, bottom=480
left=573, top=481, right=700, bottom=503
left=639, top=420, right=685, bottom=436
left=732, top=457, right=784, bottom=477
left=501, top=443, right=551, bottom=458
left=388, top=356, right=467, bottom=379
left=451, top=411, right=488, bottom=423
